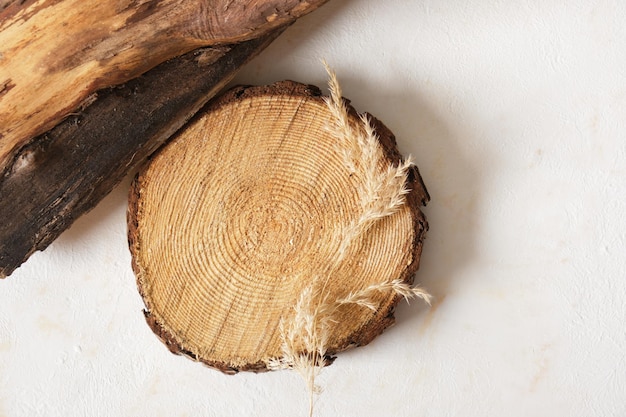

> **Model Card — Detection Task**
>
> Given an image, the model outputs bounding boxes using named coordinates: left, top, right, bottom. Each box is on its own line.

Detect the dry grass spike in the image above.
left=268, top=64, right=431, bottom=416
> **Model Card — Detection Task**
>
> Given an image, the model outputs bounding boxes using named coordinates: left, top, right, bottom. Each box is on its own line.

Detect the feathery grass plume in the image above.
left=270, top=63, right=431, bottom=417
left=268, top=283, right=334, bottom=417
left=337, top=279, right=433, bottom=311
left=322, top=61, right=358, bottom=174
left=322, top=62, right=415, bottom=239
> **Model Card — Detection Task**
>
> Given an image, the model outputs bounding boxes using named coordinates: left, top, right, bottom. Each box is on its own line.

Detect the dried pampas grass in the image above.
left=268, top=64, right=431, bottom=416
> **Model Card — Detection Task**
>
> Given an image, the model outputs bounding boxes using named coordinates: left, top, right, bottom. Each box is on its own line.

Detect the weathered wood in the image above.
left=0, top=31, right=282, bottom=278
left=0, top=0, right=328, bottom=171
left=128, top=81, right=429, bottom=373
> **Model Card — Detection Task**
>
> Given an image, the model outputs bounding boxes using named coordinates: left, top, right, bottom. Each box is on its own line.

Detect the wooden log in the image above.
left=0, top=31, right=282, bottom=278
left=128, top=81, right=429, bottom=373
left=0, top=0, right=328, bottom=171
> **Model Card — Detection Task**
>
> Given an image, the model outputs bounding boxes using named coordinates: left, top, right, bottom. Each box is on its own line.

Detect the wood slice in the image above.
left=128, top=81, right=429, bottom=373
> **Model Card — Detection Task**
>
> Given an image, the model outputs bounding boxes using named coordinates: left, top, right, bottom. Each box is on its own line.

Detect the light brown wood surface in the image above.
left=0, top=0, right=328, bottom=171
left=128, top=81, right=429, bottom=373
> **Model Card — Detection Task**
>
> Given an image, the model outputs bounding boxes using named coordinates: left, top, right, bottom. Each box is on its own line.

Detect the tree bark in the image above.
left=0, top=0, right=328, bottom=171
left=128, top=81, right=429, bottom=373
left=0, top=31, right=282, bottom=278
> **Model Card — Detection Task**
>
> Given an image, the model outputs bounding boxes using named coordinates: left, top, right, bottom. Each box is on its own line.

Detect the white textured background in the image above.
left=2, top=1, right=626, bottom=416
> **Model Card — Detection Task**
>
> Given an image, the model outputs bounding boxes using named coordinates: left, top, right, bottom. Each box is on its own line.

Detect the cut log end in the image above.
left=128, top=81, right=428, bottom=373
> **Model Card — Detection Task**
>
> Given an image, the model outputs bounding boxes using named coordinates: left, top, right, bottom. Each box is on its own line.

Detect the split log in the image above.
left=0, top=0, right=328, bottom=171
left=128, top=81, right=429, bottom=373
left=0, top=32, right=282, bottom=278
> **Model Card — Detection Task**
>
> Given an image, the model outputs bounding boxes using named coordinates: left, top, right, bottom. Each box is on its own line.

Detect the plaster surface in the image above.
left=1, top=1, right=625, bottom=416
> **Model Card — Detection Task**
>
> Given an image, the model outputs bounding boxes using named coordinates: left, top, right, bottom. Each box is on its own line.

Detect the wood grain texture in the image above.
left=128, top=81, right=429, bottom=373
left=0, top=31, right=282, bottom=279
left=0, top=0, right=328, bottom=170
